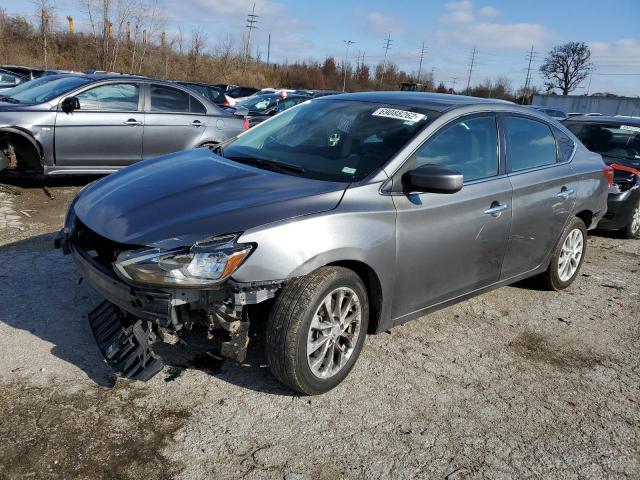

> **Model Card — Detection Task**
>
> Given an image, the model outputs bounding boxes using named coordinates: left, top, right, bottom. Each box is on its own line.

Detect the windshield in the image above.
left=9, top=76, right=91, bottom=104
left=0, top=75, right=68, bottom=98
left=224, top=99, right=437, bottom=182
left=235, top=94, right=279, bottom=113
left=565, top=121, right=640, bottom=162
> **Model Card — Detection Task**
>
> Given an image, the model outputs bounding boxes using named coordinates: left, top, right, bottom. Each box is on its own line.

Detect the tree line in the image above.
left=0, top=2, right=593, bottom=100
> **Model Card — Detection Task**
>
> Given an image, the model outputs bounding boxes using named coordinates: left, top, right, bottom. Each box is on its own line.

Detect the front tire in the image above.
left=621, top=200, right=640, bottom=239
left=540, top=217, right=587, bottom=291
left=265, top=267, right=369, bottom=395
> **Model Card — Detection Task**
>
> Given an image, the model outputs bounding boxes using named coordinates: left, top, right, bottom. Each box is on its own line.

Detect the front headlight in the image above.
left=113, top=233, right=253, bottom=287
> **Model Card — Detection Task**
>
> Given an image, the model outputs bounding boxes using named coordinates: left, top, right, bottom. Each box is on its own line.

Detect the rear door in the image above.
left=500, top=114, right=578, bottom=279
left=54, top=82, right=143, bottom=166
left=142, top=83, right=209, bottom=159
left=391, top=114, right=512, bottom=319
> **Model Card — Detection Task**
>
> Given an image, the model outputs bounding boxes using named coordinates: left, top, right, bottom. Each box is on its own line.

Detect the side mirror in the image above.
left=61, top=96, right=80, bottom=113
left=402, top=164, right=463, bottom=194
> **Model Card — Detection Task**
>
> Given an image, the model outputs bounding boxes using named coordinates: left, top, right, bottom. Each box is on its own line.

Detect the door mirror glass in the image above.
left=61, top=96, right=80, bottom=113
left=403, top=164, right=463, bottom=194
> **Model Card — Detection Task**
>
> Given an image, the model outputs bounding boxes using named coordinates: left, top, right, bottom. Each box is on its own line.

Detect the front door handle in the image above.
left=484, top=202, right=509, bottom=217
left=191, top=120, right=203, bottom=127
left=556, top=188, right=574, bottom=200
left=123, top=118, right=143, bottom=126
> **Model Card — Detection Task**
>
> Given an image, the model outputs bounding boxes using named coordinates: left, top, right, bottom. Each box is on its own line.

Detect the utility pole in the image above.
left=466, top=46, right=477, bottom=92
left=522, top=45, right=536, bottom=102
left=451, top=76, right=459, bottom=91
left=380, top=33, right=392, bottom=85
left=417, top=42, right=426, bottom=82
left=244, top=3, right=259, bottom=60
left=266, top=33, right=271, bottom=65
left=586, top=70, right=594, bottom=95
left=342, top=39, right=354, bottom=92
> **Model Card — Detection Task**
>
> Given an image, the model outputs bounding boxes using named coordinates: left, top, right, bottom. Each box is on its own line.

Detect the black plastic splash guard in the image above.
left=88, top=301, right=164, bottom=381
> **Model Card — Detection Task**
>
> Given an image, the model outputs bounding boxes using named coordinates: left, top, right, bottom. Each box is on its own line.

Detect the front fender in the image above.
left=234, top=182, right=397, bottom=328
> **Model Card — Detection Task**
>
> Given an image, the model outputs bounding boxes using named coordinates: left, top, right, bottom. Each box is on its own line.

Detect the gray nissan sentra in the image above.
left=57, top=92, right=610, bottom=394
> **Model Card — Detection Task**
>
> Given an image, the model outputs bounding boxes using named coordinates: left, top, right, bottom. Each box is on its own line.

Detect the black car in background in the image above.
left=177, top=81, right=233, bottom=106
left=565, top=116, right=640, bottom=239
left=211, top=84, right=259, bottom=99
left=231, top=93, right=311, bottom=127
left=0, top=68, right=27, bottom=90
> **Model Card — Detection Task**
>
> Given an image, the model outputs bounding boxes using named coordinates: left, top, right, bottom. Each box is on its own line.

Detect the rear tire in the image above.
left=265, top=267, right=369, bottom=395
left=540, top=217, right=587, bottom=291
left=621, top=200, right=640, bottom=240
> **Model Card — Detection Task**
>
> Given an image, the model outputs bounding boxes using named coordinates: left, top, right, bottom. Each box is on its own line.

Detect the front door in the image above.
left=54, top=82, right=143, bottom=166
left=391, top=114, right=512, bottom=320
left=142, top=84, right=209, bottom=159
left=500, top=114, right=578, bottom=279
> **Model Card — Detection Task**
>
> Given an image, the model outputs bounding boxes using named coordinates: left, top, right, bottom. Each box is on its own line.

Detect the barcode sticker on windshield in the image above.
left=372, top=108, right=426, bottom=123
left=620, top=125, right=640, bottom=133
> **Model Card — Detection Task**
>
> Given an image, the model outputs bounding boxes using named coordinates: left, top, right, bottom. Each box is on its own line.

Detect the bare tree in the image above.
left=188, top=29, right=207, bottom=78
left=33, top=0, right=54, bottom=69
left=539, top=41, right=593, bottom=95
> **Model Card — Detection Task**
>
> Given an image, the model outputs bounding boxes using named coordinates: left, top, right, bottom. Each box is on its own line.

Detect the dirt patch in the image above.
left=0, top=379, right=190, bottom=480
left=510, top=331, right=605, bottom=369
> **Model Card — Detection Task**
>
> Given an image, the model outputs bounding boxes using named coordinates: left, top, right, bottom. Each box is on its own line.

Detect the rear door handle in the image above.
left=123, top=118, right=142, bottom=126
left=484, top=202, right=509, bottom=217
left=191, top=120, right=203, bottom=127
left=556, top=188, right=574, bottom=199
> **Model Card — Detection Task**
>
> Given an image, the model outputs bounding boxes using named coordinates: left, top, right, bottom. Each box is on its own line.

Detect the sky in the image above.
left=3, top=0, right=640, bottom=96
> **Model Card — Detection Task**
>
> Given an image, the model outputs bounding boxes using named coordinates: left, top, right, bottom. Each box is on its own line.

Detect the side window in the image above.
left=150, top=85, right=190, bottom=113
left=552, top=127, right=575, bottom=162
left=405, top=115, right=499, bottom=183
left=75, top=83, right=139, bottom=111
left=504, top=116, right=557, bottom=171
left=190, top=96, right=207, bottom=114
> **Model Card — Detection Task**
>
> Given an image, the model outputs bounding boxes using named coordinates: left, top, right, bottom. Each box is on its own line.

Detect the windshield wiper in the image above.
left=0, top=96, right=19, bottom=104
left=226, top=155, right=306, bottom=175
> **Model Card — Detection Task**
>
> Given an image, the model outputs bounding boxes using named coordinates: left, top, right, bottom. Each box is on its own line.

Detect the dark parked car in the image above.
left=1, top=65, right=77, bottom=80
left=232, top=93, right=311, bottom=127
left=564, top=116, right=640, bottom=238
left=0, top=75, right=246, bottom=174
left=531, top=105, right=568, bottom=121
left=0, top=73, right=84, bottom=101
left=177, top=81, right=234, bottom=106
left=0, top=68, right=27, bottom=91
left=210, top=84, right=258, bottom=99
left=57, top=92, right=609, bottom=394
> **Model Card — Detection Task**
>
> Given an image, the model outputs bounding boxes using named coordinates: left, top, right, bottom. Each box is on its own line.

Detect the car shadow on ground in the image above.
left=0, top=171, right=102, bottom=190
left=0, top=232, right=297, bottom=396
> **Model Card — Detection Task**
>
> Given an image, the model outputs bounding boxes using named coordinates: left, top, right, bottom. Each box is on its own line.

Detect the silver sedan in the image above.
left=0, top=74, right=246, bottom=175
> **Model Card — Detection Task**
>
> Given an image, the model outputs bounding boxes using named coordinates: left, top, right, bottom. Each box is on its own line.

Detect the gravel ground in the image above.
left=0, top=177, right=639, bottom=480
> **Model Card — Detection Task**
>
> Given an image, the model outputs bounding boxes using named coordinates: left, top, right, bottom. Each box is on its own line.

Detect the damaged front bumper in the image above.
left=56, top=228, right=282, bottom=379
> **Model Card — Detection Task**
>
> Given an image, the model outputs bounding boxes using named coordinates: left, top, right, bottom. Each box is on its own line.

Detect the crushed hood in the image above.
left=74, top=149, right=348, bottom=248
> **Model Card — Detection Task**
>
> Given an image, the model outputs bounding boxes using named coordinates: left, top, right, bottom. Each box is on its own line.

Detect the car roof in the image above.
left=564, top=115, right=640, bottom=126
left=322, top=91, right=513, bottom=112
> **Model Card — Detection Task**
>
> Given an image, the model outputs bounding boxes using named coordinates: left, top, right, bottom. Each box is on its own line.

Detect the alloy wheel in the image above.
left=558, top=228, right=584, bottom=282
left=306, top=287, right=362, bottom=379
left=631, top=205, right=640, bottom=236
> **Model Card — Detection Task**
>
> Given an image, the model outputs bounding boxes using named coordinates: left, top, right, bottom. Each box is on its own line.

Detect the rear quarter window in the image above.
left=552, top=127, right=575, bottom=162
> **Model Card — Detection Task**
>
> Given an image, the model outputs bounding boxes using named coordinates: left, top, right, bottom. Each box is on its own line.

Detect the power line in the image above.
left=244, top=3, right=258, bottom=60
left=380, top=32, right=393, bottom=84
left=417, top=42, right=426, bottom=82
left=466, top=45, right=477, bottom=91
left=523, top=45, right=537, bottom=97
left=342, top=39, right=354, bottom=92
